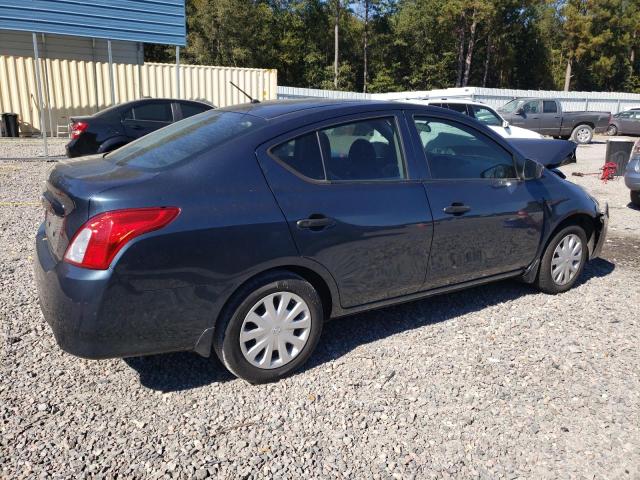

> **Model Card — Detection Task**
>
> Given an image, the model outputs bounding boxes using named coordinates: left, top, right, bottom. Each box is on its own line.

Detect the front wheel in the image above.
left=536, top=226, right=588, bottom=294
left=606, top=124, right=618, bottom=136
left=571, top=124, right=594, bottom=144
left=213, top=271, right=323, bottom=383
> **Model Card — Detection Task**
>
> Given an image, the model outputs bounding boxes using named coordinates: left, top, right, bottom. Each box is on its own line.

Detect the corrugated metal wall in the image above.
left=279, top=86, right=640, bottom=113
left=1, top=56, right=277, bottom=135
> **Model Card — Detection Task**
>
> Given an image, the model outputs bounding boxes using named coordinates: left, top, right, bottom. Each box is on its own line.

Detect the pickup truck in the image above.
left=498, top=98, right=610, bottom=144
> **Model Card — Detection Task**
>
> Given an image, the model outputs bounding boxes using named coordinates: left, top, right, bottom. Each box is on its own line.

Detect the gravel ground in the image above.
left=1, top=139, right=639, bottom=479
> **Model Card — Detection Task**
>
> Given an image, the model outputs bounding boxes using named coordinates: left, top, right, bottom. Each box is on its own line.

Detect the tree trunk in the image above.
left=455, top=17, right=466, bottom=87
left=363, top=0, right=368, bottom=93
left=482, top=36, right=492, bottom=87
left=564, top=56, right=572, bottom=91
left=334, top=1, right=339, bottom=89
left=462, top=10, right=477, bottom=87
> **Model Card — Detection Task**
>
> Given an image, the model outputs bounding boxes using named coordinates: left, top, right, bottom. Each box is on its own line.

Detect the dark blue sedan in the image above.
left=35, top=100, right=608, bottom=383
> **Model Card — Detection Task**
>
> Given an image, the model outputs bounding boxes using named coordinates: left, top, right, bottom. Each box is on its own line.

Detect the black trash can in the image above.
left=1, top=113, right=19, bottom=137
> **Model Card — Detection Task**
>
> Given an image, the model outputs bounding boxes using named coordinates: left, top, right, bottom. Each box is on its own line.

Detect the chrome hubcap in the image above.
left=551, top=234, right=583, bottom=286
left=240, top=292, right=311, bottom=369
left=576, top=128, right=590, bottom=143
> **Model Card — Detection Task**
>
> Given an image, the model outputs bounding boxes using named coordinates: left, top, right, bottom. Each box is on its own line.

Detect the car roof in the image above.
left=398, top=98, right=491, bottom=107
left=220, top=99, right=403, bottom=120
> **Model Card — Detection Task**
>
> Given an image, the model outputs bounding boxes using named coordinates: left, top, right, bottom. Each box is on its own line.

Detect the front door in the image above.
left=410, top=116, right=544, bottom=288
left=122, top=101, right=174, bottom=139
left=257, top=113, right=433, bottom=308
left=511, top=100, right=541, bottom=131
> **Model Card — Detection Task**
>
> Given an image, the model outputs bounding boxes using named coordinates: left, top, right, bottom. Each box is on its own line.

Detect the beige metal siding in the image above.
left=1, top=33, right=277, bottom=135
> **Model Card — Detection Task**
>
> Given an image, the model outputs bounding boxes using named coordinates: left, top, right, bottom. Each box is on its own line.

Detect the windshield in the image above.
left=499, top=99, right=526, bottom=113
left=106, top=110, right=264, bottom=170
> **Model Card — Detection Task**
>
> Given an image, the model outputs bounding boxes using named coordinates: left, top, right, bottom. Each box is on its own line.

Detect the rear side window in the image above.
left=181, top=102, right=210, bottom=119
left=270, top=117, right=406, bottom=182
left=133, top=102, right=173, bottom=122
left=543, top=101, right=558, bottom=113
left=106, top=111, right=264, bottom=170
left=270, top=133, right=325, bottom=180
left=414, top=117, right=516, bottom=180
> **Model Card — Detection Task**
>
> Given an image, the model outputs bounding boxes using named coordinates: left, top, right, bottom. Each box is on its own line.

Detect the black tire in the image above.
left=606, top=124, right=618, bottom=136
left=536, top=225, right=588, bottom=294
left=571, top=124, right=593, bottom=144
left=631, top=190, right=640, bottom=207
left=213, top=271, right=323, bottom=383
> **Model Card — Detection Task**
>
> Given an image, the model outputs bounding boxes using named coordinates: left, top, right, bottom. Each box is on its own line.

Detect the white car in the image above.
left=398, top=98, right=542, bottom=139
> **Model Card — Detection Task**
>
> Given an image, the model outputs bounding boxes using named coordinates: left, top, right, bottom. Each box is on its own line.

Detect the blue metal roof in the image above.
left=0, top=0, right=185, bottom=45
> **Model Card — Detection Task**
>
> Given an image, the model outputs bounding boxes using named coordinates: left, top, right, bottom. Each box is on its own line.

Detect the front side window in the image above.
left=133, top=102, right=173, bottom=122
left=181, top=102, right=209, bottom=119
left=270, top=117, right=406, bottom=182
left=445, top=103, right=469, bottom=115
left=522, top=101, right=539, bottom=114
left=414, top=117, right=516, bottom=180
left=469, top=105, right=502, bottom=126
left=543, top=101, right=558, bottom=113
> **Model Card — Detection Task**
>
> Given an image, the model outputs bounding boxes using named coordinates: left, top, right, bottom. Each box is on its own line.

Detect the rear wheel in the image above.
left=536, top=226, right=588, bottom=294
left=631, top=190, right=640, bottom=207
left=606, top=124, right=618, bottom=136
left=571, top=124, right=593, bottom=144
left=213, top=271, right=323, bottom=383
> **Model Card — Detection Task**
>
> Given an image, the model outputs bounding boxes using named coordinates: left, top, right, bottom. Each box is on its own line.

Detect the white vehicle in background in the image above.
left=397, top=98, right=542, bottom=139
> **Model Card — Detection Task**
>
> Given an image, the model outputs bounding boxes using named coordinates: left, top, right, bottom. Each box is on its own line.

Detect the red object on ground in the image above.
left=600, top=162, right=618, bottom=183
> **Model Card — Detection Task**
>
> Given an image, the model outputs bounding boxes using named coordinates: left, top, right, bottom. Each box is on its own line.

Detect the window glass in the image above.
left=181, top=102, right=209, bottom=119
left=106, top=111, right=264, bottom=170
left=319, top=117, right=406, bottom=181
left=543, top=101, right=558, bottom=113
left=618, top=111, right=632, bottom=118
left=271, top=133, right=325, bottom=180
left=133, top=102, right=173, bottom=122
left=414, top=117, right=516, bottom=180
left=522, top=101, right=539, bottom=114
left=445, top=103, right=469, bottom=115
left=469, top=105, right=502, bottom=126
left=122, top=108, right=133, bottom=121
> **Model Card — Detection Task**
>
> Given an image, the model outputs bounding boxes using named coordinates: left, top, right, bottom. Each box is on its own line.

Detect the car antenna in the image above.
left=229, top=81, right=260, bottom=103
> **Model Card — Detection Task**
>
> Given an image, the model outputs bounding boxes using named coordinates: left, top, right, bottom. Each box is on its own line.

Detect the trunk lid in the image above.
left=42, top=155, right=158, bottom=260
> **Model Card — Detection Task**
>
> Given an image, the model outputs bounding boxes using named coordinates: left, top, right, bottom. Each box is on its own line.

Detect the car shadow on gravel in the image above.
left=124, top=258, right=614, bottom=392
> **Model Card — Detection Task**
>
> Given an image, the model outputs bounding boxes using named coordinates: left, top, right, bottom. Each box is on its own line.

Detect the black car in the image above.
left=66, top=98, right=213, bottom=157
left=36, top=100, right=608, bottom=383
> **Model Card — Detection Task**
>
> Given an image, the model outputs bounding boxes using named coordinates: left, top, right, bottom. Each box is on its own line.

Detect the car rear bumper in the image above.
left=34, top=225, right=204, bottom=359
left=591, top=202, right=609, bottom=259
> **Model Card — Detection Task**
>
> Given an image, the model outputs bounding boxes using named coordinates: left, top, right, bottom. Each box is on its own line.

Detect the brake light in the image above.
left=70, top=121, right=89, bottom=139
left=64, top=207, right=180, bottom=270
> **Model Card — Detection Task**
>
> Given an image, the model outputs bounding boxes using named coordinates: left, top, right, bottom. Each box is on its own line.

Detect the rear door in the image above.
left=409, top=114, right=543, bottom=288
left=539, top=100, right=562, bottom=135
left=122, top=101, right=174, bottom=139
left=257, top=111, right=434, bottom=308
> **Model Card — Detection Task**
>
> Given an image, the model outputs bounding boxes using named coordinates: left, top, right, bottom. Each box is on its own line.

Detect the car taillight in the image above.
left=64, top=207, right=180, bottom=270
left=70, top=121, right=89, bottom=139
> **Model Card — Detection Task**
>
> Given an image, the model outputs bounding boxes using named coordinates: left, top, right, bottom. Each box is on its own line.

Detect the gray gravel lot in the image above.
left=1, top=138, right=639, bottom=479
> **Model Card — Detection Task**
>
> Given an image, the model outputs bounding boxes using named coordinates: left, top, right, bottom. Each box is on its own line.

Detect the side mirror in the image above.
left=515, top=107, right=524, bottom=115
left=502, top=120, right=510, bottom=128
left=523, top=158, right=544, bottom=180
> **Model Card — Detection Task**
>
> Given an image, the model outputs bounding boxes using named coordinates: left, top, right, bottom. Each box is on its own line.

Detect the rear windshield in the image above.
left=106, top=110, right=264, bottom=169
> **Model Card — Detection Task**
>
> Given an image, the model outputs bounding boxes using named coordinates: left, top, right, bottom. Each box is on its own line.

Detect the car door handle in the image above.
left=443, top=203, right=471, bottom=215
left=296, top=216, right=334, bottom=230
